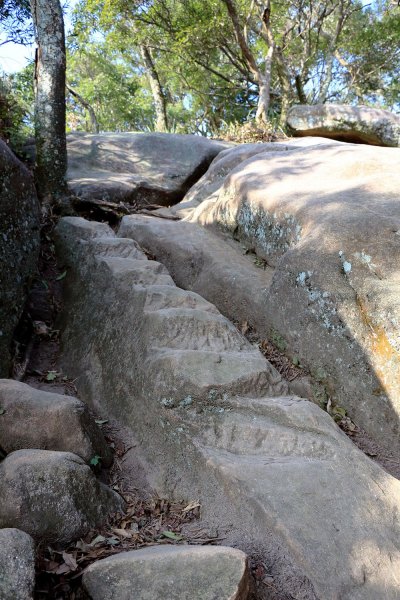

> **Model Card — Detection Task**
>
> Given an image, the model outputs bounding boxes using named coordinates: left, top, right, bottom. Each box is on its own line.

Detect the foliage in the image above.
left=333, top=2, right=400, bottom=110
left=0, top=0, right=32, bottom=45
left=218, top=119, right=280, bottom=143
left=67, top=0, right=399, bottom=135
left=1, top=0, right=399, bottom=139
left=66, top=44, right=154, bottom=132
left=0, top=62, right=34, bottom=150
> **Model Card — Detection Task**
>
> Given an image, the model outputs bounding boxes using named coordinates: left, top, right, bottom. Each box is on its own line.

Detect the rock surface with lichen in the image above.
left=0, top=140, right=40, bottom=377
left=83, top=545, right=251, bottom=600
left=287, top=104, right=400, bottom=146
left=0, top=449, right=122, bottom=543
left=0, top=528, right=35, bottom=600
left=148, top=140, right=400, bottom=455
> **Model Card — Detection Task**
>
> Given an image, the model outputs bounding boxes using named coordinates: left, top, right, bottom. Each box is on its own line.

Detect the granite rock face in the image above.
left=287, top=104, right=400, bottom=146
left=0, top=449, right=122, bottom=543
left=0, top=528, right=35, bottom=600
left=54, top=216, right=400, bottom=600
left=0, top=379, right=112, bottom=466
left=161, top=140, right=400, bottom=456
left=0, top=140, right=40, bottom=376
left=67, top=132, right=230, bottom=208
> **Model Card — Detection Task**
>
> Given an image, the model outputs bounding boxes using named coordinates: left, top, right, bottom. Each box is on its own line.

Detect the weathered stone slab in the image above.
left=0, top=379, right=112, bottom=466
left=55, top=217, right=400, bottom=599
left=0, top=528, right=35, bottom=600
left=158, top=141, right=400, bottom=456
left=83, top=545, right=250, bottom=600
left=0, top=449, right=122, bottom=543
left=0, top=140, right=40, bottom=376
left=287, top=104, right=400, bottom=146
left=67, top=132, right=230, bottom=207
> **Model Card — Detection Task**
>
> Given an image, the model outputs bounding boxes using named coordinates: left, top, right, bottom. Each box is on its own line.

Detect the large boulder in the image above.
left=54, top=217, right=400, bottom=600
left=0, top=528, right=35, bottom=600
left=287, top=104, right=400, bottom=146
left=0, top=449, right=122, bottom=543
left=0, top=379, right=112, bottom=466
left=158, top=137, right=343, bottom=220
left=83, top=545, right=250, bottom=600
left=67, top=132, right=230, bottom=208
left=162, top=140, right=400, bottom=456
left=0, top=140, right=40, bottom=377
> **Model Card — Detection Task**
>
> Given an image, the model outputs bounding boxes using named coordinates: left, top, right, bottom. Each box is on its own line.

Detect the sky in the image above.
left=0, top=0, right=78, bottom=74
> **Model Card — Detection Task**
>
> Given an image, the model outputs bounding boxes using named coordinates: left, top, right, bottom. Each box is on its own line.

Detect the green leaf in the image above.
left=0, top=407, right=5, bottom=415
left=46, top=371, right=59, bottom=382
left=90, top=455, right=101, bottom=466
left=332, top=406, right=347, bottom=418
left=161, top=531, right=183, bottom=541
left=89, top=535, right=106, bottom=547
left=95, top=419, right=109, bottom=425
left=55, top=270, right=67, bottom=281
left=106, top=537, right=120, bottom=546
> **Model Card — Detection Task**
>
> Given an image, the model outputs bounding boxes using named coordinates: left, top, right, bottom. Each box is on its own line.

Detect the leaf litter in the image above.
left=35, top=490, right=211, bottom=599
left=34, top=429, right=216, bottom=599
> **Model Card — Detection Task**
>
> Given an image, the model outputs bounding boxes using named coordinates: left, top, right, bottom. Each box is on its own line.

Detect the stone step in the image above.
left=55, top=217, right=400, bottom=599
left=118, top=215, right=275, bottom=324
left=82, top=545, right=250, bottom=600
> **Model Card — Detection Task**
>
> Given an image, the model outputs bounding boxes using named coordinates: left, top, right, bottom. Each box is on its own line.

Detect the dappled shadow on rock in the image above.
left=67, top=132, right=231, bottom=210
left=176, top=142, right=400, bottom=457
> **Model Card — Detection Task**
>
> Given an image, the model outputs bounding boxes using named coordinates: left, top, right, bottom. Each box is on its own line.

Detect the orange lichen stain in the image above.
left=356, top=294, right=400, bottom=396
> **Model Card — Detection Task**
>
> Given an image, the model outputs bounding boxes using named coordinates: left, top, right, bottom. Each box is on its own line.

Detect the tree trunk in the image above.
left=30, top=0, right=69, bottom=206
left=275, top=47, right=292, bottom=127
left=255, top=69, right=272, bottom=125
left=255, top=1, right=275, bottom=125
left=67, top=85, right=100, bottom=134
left=295, top=74, right=307, bottom=104
left=140, top=44, right=168, bottom=133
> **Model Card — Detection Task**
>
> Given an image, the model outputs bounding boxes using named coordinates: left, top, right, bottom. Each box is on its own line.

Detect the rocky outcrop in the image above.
left=0, top=379, right=112, bottom=466
left=0, top=528, right=35, bottom=600
left=83, top=545, right=250, bottom=600
left=55, top=216, right=400, bottom=600
left=154, top=140, right=400, bottom=456
left=0, top=449, right=122, bottom=542
left=287, top=104, right=400, bottom=146
left=0, top=140, right=40, bottom=377
left=67, top=132, right=230, bottom=208
left=157, top=137, right=343, bottom=219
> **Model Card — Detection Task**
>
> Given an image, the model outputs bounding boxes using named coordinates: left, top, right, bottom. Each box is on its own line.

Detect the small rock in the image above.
left=83, top=545, right=250, bottom=600
left=0, top=528, right=35, bottom=600
left=0, top=450, right=123, bottom=543
left=0, top=379, right=112, bottom=466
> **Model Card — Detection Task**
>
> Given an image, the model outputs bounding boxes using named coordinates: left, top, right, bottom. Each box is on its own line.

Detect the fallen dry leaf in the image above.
left=182, top=500, right=201, bottom=514
left=62, top=551, right=78, bottom=571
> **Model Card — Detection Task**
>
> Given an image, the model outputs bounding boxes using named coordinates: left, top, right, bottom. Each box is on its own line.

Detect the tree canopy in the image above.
left=1, top=0, right=399, bottom=139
